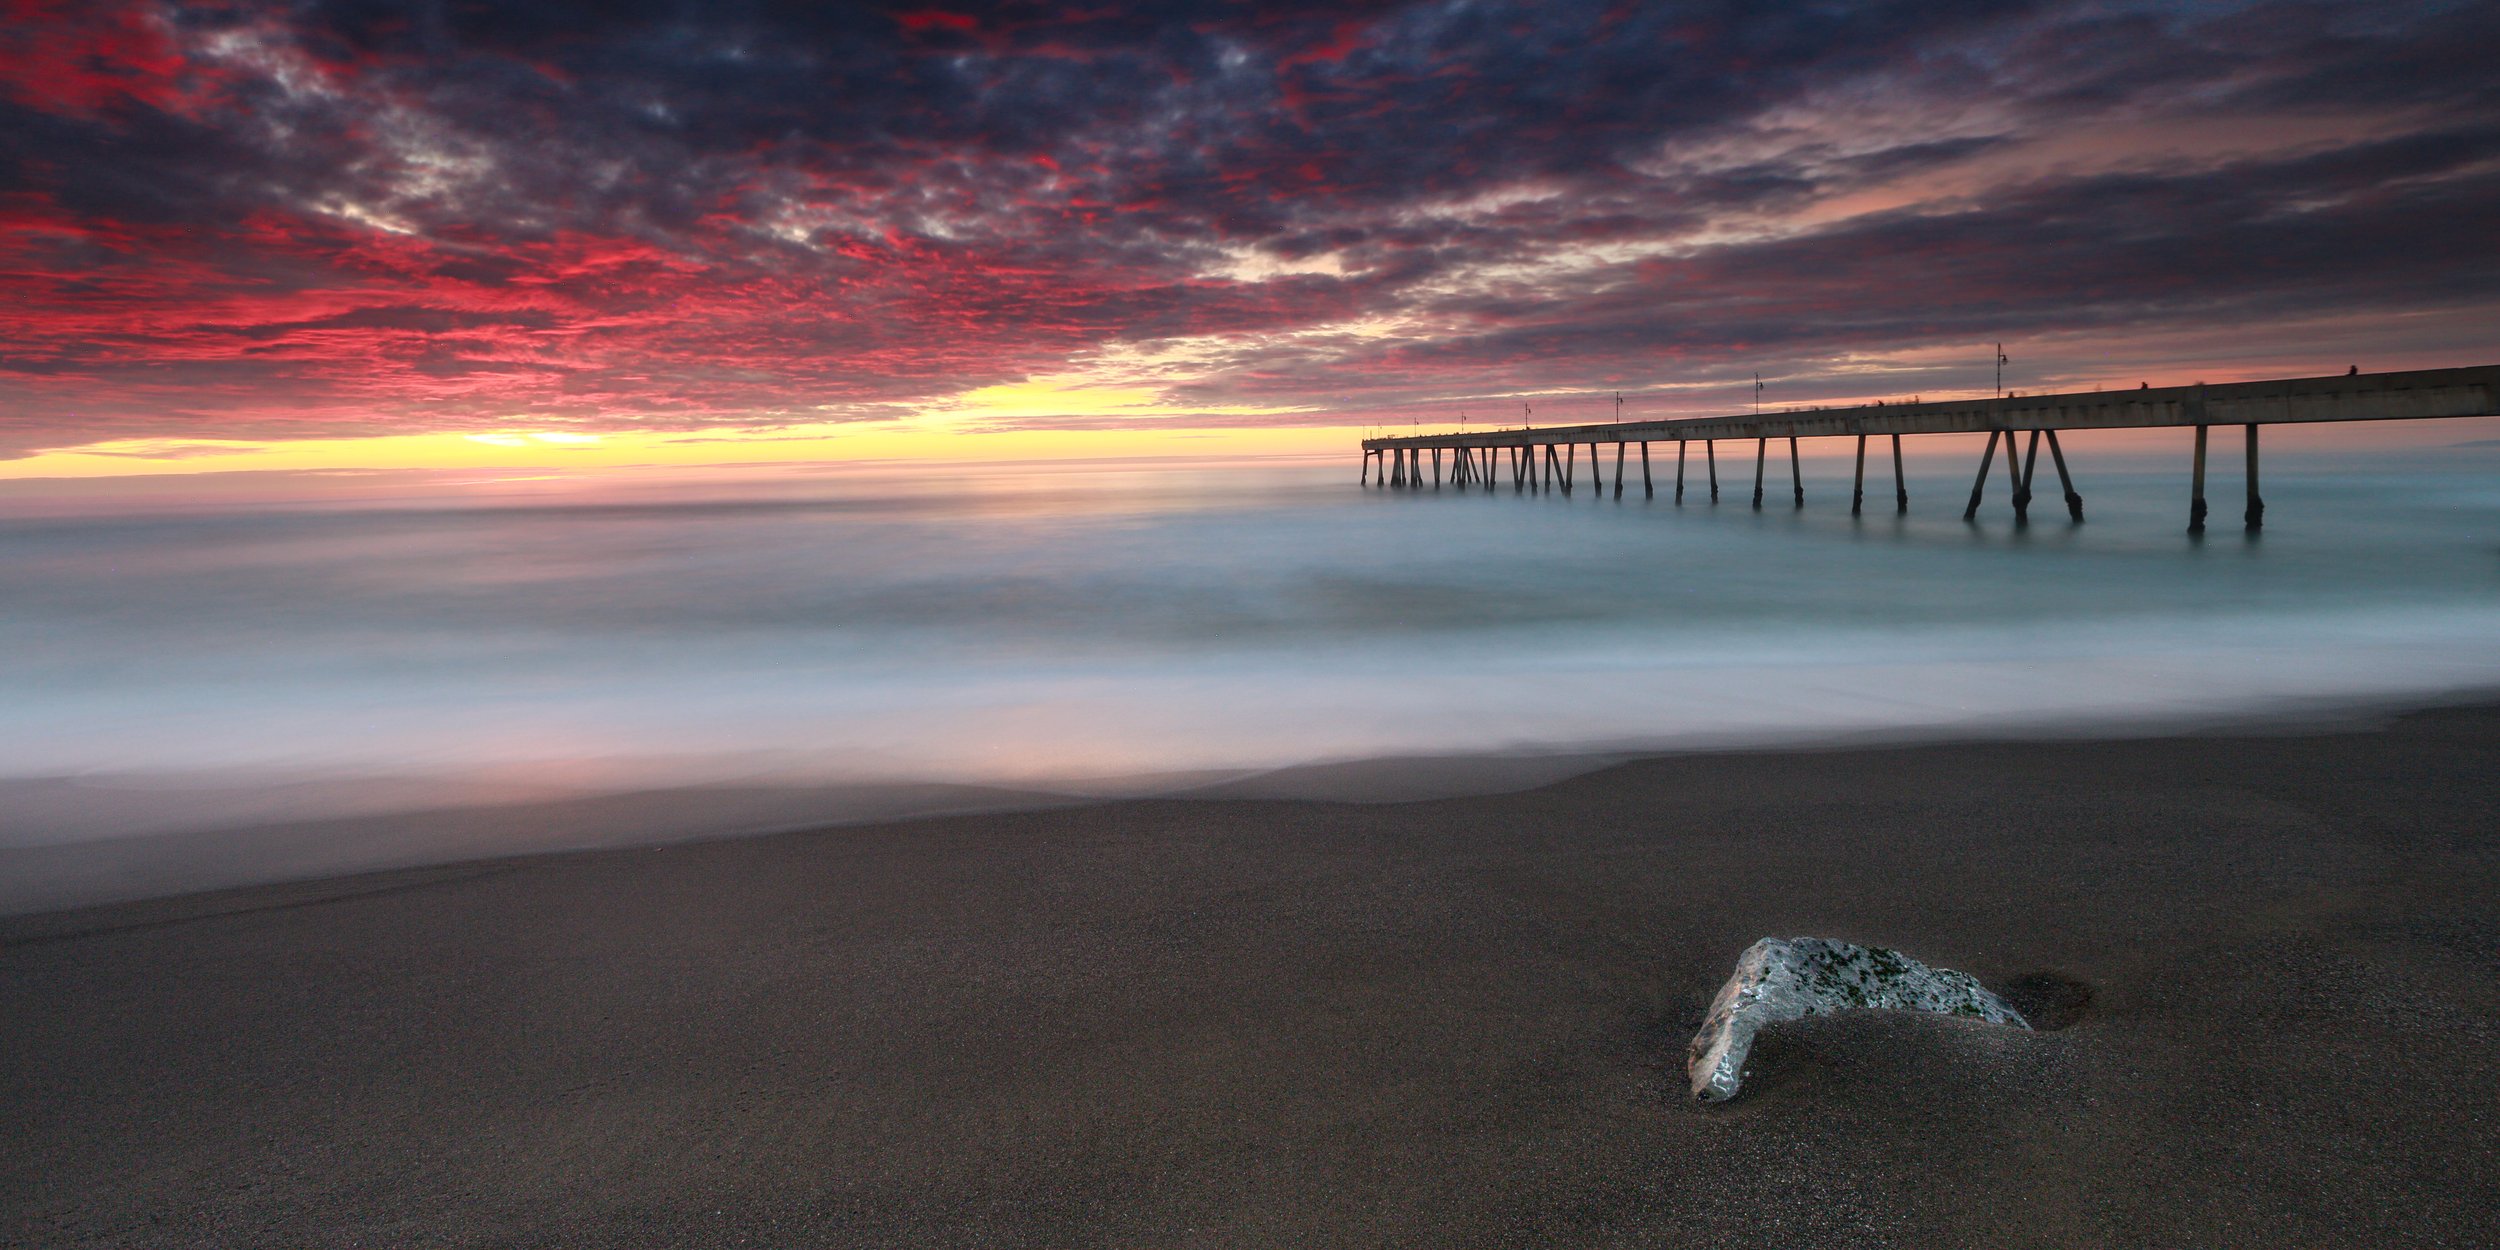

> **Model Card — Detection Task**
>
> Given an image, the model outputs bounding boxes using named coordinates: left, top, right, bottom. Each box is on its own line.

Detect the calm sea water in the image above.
left=4, top=442, right=2499, bottom=901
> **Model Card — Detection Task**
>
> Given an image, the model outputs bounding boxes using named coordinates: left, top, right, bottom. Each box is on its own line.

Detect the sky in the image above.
left=3, top=0, right=2497, bottom=477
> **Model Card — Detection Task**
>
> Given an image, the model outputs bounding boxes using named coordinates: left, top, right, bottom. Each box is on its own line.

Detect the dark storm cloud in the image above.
left=0, top=0, right=2494, bottom=454
left=1376, top=127, right=2500, bottom=369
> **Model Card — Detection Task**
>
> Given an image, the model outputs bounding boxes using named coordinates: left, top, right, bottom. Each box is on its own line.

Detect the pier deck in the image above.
left=1358, top=364, right=2500, bottom=531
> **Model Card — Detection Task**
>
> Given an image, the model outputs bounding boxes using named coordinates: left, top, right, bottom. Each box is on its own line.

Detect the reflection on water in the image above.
left=4, top=450, right=2498, bottom=853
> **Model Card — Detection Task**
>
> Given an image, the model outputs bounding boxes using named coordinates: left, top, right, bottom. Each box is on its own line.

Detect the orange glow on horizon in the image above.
left=11, top=411, right=2494, bottom=488
left=0, top=421, right=1374, bottom=481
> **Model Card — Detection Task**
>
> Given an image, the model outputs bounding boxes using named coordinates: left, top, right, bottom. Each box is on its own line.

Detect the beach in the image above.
left=6, top=706, right=2495, bottom=1248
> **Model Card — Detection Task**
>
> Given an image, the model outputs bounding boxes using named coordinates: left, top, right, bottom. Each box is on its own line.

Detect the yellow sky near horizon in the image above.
left=12, top=413, right=2495, bottom=488
left=8, top=360, right=2495, bottom=484
left=0, top=422, right=1373, bottom=480
left=0, top=372, right=1457, bottom=481
left=0, top=373, right=1357, bottom=480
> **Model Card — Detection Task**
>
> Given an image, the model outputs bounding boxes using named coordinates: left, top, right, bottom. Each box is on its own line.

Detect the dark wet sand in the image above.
left=6, top=707, right=2498, bottom=1248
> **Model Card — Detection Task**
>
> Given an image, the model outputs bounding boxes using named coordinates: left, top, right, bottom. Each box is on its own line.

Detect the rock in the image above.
left=1687, top=937, right=2030, bottom=1102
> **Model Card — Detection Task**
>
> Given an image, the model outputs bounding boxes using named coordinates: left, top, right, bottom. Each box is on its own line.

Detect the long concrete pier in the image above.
left=1359, top=364, right=2500, bottom=532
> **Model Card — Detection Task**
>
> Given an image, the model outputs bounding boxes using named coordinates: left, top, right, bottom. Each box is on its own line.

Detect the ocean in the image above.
left=5, top=438, right=2498, bottom=908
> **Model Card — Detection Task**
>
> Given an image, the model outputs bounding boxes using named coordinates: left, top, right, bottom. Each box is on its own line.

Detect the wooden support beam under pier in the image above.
left=2046, top=430, right=2081, bottom=521
left=1891, top=434, right=1907, bottom=514
left=2245, top=424, right=2264, bottom=532
left=2014, top=431, right=2040, bottom=523
left=1964, top=429, right=2000, bottom=521
left=1851, top=435, right=1866, bottom=516
left=2190, top=424, right=2209, bottom=534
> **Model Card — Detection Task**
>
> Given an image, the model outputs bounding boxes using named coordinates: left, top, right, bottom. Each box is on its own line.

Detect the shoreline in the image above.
left=6, top=684, right=2496, bottom=920
left=5, top=702, right=2497, bottom=1245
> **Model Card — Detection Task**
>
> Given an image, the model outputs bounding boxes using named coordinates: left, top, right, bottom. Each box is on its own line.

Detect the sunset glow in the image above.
left=5, top=1, right=2495, bottom=477
left=0, top=420, right=1355, bottom=479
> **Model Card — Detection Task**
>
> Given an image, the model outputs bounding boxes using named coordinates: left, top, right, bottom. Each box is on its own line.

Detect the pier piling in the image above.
left=1789, top=437, right=1803, bottom=508
left=1752, top=437, right=1767, bottom=510
left=2244, top=424, right=2264, bottom=531
left=1615, top=443, right=1627, bottom=499
left=1964, top=430, right=2001, bottom=520
left=2046, top=430, right=2082, bottom=520
left=1892, top=434, right=1907, bottom=513
left=2189, top=424, right=2209, bottom=534
left=1707, top=439, right=1719, bottom=503
left=2013, top=431, right=2039, bottom=523
left=2005, top=429, right=2027, bottom=520
left=1641, top=442, right=1653, bottom=498
left=1851, top=434, right=1866, bottom=515
left=1675, top=440, right=1687, bottom=503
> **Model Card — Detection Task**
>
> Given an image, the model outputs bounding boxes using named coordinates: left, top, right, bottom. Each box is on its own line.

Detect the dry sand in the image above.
left=5, top=706, right=2498, bottom=1247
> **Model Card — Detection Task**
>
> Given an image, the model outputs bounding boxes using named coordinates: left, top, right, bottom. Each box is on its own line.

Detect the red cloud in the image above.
left=0, top=0, right=201, bottom=115
left=895, top=10, right=979, bottom=35
left=0, top=0, right=2493, bottom=457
